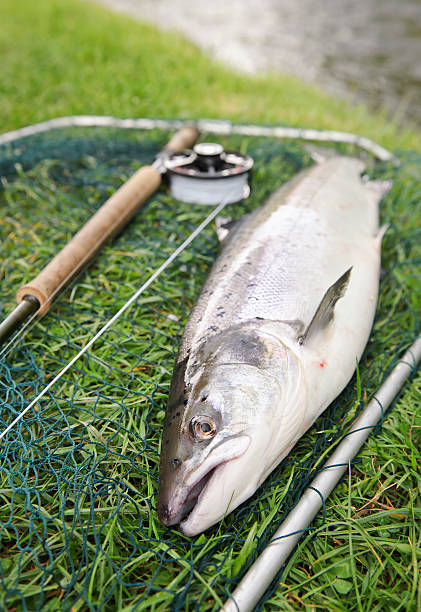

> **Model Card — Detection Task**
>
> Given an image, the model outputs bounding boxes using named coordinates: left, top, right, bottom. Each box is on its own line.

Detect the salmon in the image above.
left=158, top=157, right=390, bottom=536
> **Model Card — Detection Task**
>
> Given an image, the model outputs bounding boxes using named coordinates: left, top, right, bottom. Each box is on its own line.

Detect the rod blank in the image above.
left=0, top=297, right=39, bottom=346
left=221, top=336, right=421, bottom=612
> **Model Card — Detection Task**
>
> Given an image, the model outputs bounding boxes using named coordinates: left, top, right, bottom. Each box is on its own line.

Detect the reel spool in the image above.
left=165, top=143, right=253, bottom=205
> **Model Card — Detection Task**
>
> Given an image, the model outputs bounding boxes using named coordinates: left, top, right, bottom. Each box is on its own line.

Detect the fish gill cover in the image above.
left=0, top=125, right=419, bottom=610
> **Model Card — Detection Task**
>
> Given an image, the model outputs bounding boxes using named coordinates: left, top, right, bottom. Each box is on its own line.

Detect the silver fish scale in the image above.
left=179, top=157, right=364, bottom=360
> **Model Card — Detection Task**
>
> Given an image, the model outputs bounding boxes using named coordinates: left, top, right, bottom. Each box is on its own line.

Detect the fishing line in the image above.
left=0, top=311, right=39, bottom=360
left=0, top=198, right=230, bottom=441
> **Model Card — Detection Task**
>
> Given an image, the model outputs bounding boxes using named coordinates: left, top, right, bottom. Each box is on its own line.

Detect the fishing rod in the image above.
left=221, top=336, right=421, bottom=612
left=0, top=124, right=200, bottom=348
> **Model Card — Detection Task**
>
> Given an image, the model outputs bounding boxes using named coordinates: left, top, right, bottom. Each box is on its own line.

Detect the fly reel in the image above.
left=165, top=143, right=253, bottom=205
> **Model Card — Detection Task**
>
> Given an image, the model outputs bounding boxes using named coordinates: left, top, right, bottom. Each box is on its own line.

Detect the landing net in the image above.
left=0, top=123, right=419, bottom=610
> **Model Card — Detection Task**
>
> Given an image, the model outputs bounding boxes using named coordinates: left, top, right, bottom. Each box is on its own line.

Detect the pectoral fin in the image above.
left=215, top=216, right=238, bottom=242
left=298, top=267, right=352, bottom=345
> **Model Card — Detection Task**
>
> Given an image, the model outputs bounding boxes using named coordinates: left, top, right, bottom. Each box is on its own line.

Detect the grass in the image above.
left=0, top=0, right=420, bottom=152
left=0, top=1, right=419, bottom=611
left=0, top=128, right=419, bottom=611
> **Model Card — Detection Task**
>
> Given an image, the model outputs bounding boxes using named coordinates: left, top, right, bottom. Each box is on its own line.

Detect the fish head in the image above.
left=158, top=324, right=304, bottom=536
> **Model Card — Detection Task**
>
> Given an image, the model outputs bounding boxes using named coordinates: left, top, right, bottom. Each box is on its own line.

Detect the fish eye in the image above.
left=189, top=415, right=217, bottom=440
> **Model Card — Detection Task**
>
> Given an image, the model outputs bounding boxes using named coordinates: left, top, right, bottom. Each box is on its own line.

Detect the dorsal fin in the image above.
left=304, top=144, right=340, bottom=164
left=365, top=179, right=393, bottom=207
left=298, top=267, right=352, bottom=345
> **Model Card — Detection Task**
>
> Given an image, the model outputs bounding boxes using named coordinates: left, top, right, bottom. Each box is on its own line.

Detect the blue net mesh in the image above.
left=0, top=126, right=419, bottom=610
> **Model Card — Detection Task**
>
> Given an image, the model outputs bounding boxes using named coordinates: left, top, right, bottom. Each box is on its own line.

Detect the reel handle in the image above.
left=16, top=125, right=200, bottom=314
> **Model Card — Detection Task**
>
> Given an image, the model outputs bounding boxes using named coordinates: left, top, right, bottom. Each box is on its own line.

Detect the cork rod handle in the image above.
left=16, top=125, right=200, bottom=314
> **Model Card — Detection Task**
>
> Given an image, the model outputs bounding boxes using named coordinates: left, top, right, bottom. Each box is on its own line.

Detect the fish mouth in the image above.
left=179, top=462, right=231, bottom=536
left=158, top=434, right=250, bottom=530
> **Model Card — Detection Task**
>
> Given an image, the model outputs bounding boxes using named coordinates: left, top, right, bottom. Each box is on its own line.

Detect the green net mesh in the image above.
left=0, top=125, right=419, bottom=611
